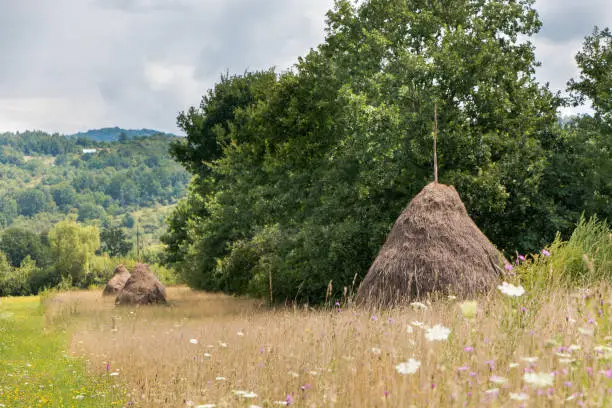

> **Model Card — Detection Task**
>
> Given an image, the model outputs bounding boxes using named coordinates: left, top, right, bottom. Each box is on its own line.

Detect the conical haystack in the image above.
left=102, top=264, right=131, bottom=296
left=115, top=263, right=167, bottom=305
left=356, top=182, right=505, bottom=307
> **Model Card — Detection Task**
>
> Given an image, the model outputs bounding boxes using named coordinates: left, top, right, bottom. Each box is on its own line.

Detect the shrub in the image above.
left=518, top=216, right=611, bottom=291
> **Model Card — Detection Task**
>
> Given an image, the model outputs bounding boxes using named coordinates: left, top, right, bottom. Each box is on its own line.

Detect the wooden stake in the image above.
left=268, top=268, right=273, bottom=307
left=433, top=103, right=438, bottom=184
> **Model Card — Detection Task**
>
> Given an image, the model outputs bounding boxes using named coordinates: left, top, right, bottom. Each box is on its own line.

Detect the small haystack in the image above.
left=102, top=264, right=131, bottom=296
left=356, top=182, right=505, bottom=307
left=115, top=263, right=167, bottom=305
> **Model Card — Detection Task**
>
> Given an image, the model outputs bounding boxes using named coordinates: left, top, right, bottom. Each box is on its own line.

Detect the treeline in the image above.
left=0, top=133, right=190, bottom=231
left=162, top=0, right=611, bottom=304
left=0, top=219, right=177, bottom=296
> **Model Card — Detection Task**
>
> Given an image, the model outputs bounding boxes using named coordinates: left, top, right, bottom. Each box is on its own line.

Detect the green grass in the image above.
left=0, top=296, right=126, bottom=407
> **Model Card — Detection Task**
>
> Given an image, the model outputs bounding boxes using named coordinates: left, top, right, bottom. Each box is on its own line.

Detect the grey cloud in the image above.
left=0, top=0, right=609, bottom=134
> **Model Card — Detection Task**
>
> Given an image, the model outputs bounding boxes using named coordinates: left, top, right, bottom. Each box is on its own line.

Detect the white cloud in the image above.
left=0, top=0, right=609, bottom=133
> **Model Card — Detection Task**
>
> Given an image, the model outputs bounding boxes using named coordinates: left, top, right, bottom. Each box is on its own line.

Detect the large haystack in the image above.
left=102, top=264, right=131, bottom=296
left=356, top=182, right=506, bottom=307
left=115, top=263, right=167, bottom=305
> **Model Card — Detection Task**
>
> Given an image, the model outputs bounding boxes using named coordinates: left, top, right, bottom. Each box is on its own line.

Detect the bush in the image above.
left=518, top=216, right=612, bottom=291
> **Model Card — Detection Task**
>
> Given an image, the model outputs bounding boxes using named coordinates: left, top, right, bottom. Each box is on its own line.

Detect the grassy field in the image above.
left=1, top=282, right=606, bottom=407
left=0, top=296, right=126, bottom=407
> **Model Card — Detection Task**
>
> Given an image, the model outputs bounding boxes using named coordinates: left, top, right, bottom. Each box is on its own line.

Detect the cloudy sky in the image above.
left=0, top=0, right=610, bottom=135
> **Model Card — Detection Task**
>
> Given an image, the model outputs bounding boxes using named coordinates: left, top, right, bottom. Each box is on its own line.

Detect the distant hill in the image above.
left=67, top=127, right=177, bottom=142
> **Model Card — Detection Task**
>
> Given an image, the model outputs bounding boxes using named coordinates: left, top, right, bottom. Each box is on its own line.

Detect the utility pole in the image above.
left=136, top=221, right=140, bottom=263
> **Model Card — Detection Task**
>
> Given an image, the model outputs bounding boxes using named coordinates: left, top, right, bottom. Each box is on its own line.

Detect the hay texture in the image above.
left=115, top=263, right=167, bottom=305
left=356, top=182, right=505, bottom=307
left=102, top=264, right=131, bottom=296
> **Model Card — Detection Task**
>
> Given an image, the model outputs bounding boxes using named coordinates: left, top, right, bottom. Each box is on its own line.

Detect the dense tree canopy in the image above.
left=163, top=0, right=612, bottom=304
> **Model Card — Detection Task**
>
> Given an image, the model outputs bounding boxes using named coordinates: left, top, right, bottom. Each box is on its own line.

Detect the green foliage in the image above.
left=48, top=220, right=100, bottom=284
left=100, top=226, right=133, bottom=257
left=518, top=216, right=612, bottom=291
left=0, top=227, right=49, bottom=267
left=163, top=1, right=610, bottom=304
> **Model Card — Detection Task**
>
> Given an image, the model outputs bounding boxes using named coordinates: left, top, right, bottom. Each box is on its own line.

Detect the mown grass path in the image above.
left=0, top=297, right=125, bottom=407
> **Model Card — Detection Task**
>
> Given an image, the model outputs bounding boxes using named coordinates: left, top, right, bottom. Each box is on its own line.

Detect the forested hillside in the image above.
left=0, top=131, right=189, bottom=295
left=0, top=131, right=189, bottom=232
left=163, top=1, right=611, bottom=304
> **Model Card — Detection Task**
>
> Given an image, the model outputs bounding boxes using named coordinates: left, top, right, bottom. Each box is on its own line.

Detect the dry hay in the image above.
left=115, top=263, right=167, bottom=306
left=102, top=264, right=131, bottom=296
left=356, top=182, right=506, bottom=307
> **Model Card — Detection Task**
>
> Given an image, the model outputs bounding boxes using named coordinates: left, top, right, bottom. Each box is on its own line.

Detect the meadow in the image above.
left=1, top=282, right=611, bottom=407
left=1, top=218, right=611, bottom=407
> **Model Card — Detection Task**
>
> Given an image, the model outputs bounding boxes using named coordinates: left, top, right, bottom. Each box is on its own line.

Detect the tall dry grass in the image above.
left=43, top=284, right=612, bottom=407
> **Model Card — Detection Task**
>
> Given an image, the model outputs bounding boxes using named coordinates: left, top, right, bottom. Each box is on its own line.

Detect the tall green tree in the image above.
left=165, top=0, right=563, bottom=303
left=100, top=226, right=133, bottom=257
left=48, top=220, right=100, bottom=284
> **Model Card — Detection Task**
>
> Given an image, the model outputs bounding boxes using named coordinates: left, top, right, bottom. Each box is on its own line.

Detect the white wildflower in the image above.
left=520, top=356, right=538, bottom=364
left=406, top=325, right=414, bottom=334
left=489, top=375, right=507, bottom=384
left=215, top=376, right=226, bottom=381
left=509, top=392, right=529, bottom=401
left=523, top=372, right=554, bottom=388
left=196, top=405, right=216, bottom=408
left=509, top=362, right=520, bottom=368
left=189, top=339, right=199, bottom=344
left=237, top=331, right=245, bottom=336
left=395, top=358, right=421, bottom=375
left=569, top=344, right=581, bottom=351
left=425, top=324, right=451, bottom=342
left=497, top=282, right=525, bottom=297
left=371, top=347, right=382, bottom=355
left=410, top=302, right=428, bottom=310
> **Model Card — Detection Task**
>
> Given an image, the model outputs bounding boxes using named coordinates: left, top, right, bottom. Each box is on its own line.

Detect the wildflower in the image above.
left=564, top=381, right=573, bottom=387
left=425, top=324, right=451, bottom=341
left=518, top=254, right=526, bottom=261
left=300, top=383, right=311, bottom=391
left=505, top=264, right=514, bottom=271
left=215, top=377, right=226, bottom=381
left=509, top=362, right=520, bottom=368
left=578, top=327, right=594, bottom=336
left=203, top=353, right=212, bottom=358
left=196, top=405, right=216, bottom=408
left=371, top=315, right=378, bottom=321
left=460, top=301, right=478, bottom=319
left=406, top=325, right=414, bottom=334
left=509, top=393, right=529, bottom=401
left=448, top=295, right=457, bottom=300
left=74, top=395, right=85, bottom=400
left=457, top=366, right=470, bottom=372
left=497, top=282, right=525, bottom=297
left=371, top=347, right=382, bottom=355
left=523, top=372, right=554, bottom=388
left=464, top=346, right=474, bottom=352
left=605, top=370, right=612, bottom=378
left=286, top=394, right=294, bottom=405
left=485, top=388, right=499, bottom=394
left=520, top=356, right=538, bottom=363
left=219, top=342, right=228, bottom=348
left=410, top=302, right=428, bottom=310
left=110, top=372, right=119, bottom=376
left=189, top=339, right=199, bottom=344
left=273, top=402, right=288, bottom=406
left=237, top=331, right=245, bottom=337
left=541, top=249, right=551, bottom=256
left=335, top=301, right=340, bottom=307
left=288, top=371, right=299, bottom=378
left=489, top=375, right=508, bottom=384
left=410, top=321, right=425, bottom=328
left=395, top=358, right=421, bottom=375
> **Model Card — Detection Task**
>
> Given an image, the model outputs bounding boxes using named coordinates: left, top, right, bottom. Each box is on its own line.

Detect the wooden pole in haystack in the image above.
left=433, top=103, right=438, bottom=184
